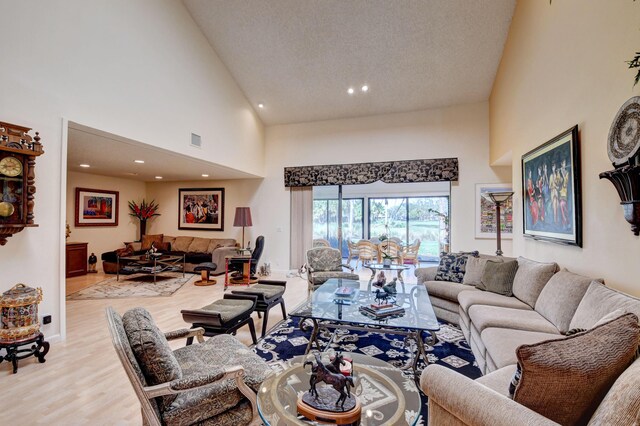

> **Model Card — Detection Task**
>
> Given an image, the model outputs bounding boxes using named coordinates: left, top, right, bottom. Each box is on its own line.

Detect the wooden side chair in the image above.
left=402, top=239, right=421, bottom=268
left=346, top=240, right=360, bottom=265
left=355, top=240, right=377, bottom=268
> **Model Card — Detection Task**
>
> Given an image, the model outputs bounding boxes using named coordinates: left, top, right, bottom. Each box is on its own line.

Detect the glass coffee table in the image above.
left=365, top=263, right=410, bottom=283
left=290, top=278, right=439, bottom=380
left=258, top=352, right=422, bottom=425
left=116, top=254, right=185, bottom=283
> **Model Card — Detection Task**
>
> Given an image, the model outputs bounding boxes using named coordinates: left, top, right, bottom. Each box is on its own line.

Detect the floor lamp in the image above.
left=233, top=207, right=252, bottom=249
left=482, top=191, right=514, bottom=256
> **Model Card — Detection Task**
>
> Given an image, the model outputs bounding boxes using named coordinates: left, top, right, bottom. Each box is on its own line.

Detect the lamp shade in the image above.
left=233, top=207, right=253, bottom=227
left=483, top=191, right=514, bottom=204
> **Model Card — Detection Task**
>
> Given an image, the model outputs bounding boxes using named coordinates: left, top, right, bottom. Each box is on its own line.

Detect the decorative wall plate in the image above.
left=608, top=96, right=640, bottom=166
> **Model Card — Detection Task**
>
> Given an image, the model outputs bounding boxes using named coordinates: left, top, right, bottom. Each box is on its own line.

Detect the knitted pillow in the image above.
left=511, top=313, right=639, bottom=425
left=434, top=251, right=478, bottom=283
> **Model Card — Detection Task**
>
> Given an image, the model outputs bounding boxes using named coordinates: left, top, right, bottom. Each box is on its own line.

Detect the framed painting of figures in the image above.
left=178, top=188, right=224, bottom=231
left=521, top=126, right=582, bottom=247
left=475, top=183, right=514, bottom=239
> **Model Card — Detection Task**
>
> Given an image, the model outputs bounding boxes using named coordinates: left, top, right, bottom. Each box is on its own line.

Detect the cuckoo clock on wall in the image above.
left=0, top=122, right=44, bottom=245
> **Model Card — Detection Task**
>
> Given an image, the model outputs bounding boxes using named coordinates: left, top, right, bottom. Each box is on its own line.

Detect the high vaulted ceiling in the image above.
left=183, top=0, right=516, bottom=125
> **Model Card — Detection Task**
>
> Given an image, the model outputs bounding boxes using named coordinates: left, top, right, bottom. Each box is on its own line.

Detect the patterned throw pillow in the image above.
left=434, top=251, right=479, bottom=283
left=509, top=313, right=639, bottom=425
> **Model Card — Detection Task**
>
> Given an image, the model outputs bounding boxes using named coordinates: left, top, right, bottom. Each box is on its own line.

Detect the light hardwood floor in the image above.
left=1, top=266, right=419, bottom=424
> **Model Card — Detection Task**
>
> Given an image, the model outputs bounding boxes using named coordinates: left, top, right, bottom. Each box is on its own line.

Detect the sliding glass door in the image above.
left=313, top=196, right=364, bottom=257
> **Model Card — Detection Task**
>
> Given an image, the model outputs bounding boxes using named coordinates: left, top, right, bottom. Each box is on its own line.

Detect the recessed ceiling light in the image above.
left=134, top=160, right=145, bottom=164
left=258, top=103, right=264, bottom=109
left=201, top=174, right=209, bottom=178
left=79, top=164, right=90, bottom=168
left=347, top=87, right=355, bottom=95
left=155, top=176, right=163, bottom=180
left=361, top=85, right=369, bottom=92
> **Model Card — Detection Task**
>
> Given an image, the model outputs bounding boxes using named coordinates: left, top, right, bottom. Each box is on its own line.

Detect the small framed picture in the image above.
left=522, top=125, right=582, bottom=246
left=178, top=188, right=224, bottom=231
left=75, top=188, right=119, bottom=227
left=475, top=183, right=514, bottom=239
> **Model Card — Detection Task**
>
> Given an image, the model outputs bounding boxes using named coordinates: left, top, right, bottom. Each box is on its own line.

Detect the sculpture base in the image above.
left=297, top=387, right=360, bottom=425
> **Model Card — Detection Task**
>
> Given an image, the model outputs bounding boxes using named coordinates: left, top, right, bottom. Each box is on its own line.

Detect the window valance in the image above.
left=284, top=158, right=458, bottom=187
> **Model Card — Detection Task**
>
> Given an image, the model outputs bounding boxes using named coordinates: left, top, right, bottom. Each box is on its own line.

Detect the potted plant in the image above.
left=379, top=227, right=397, bottom=266
left=128, top=199, right=160, bottom=241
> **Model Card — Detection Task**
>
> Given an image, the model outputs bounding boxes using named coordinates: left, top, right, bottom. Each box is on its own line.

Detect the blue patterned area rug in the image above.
left=253, top=317, right=481, bottom=425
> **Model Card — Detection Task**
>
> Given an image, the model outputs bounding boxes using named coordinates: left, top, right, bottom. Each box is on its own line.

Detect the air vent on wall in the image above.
left=191, top=133, right=202, bottom=148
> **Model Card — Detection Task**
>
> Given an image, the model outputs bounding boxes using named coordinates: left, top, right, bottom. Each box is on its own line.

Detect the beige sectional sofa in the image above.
left=416, top=255, right=640, bottom=425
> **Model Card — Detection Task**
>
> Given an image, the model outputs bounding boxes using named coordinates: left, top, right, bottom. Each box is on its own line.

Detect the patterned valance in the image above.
left=284, top=158, right=458, bottom=187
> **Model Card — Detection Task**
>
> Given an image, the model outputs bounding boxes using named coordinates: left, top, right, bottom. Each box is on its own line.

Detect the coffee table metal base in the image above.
left=299, top=318, right=438, bottom=381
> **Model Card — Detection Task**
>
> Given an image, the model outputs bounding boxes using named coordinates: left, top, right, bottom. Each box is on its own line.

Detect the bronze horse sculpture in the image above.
left=304, top=353, right=354, bottom=409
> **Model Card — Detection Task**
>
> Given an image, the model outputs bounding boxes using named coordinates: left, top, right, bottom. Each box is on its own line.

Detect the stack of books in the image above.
left=359, top=303, right=405, bottom=318
left=333, top=286, right=357, bottom=304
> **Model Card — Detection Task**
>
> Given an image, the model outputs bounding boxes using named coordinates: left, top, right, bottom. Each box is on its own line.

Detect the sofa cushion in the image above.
left=166, top=334, right=272, bottom=425
left=187, top=237, right=211, bottom=253
left=163, top=235, right=176, bottom=246
left=468, top=305, right=559, bottom=335
left=570, top=281, right=640, bottom=330
left=122, top=307, right=182, bottom=410
left=184, top=252, right=213, bottom=264
left=511, top=257, right=558, bottom=308
left=534, top=269, right=599, bottom=334
left=208, top=238, right=237, bottom=252
left=477, top=259, right=518, bottom=296
left=141, top=234, right=164, bottom=251
left=172, top=236, right=194, bottom=252
left=512, top=313, right=640, bottom=426
left=481, top=328, right=561, bottom=371
left=589, top=357, right=640, bottom=425
left=435, top=251, right=478, bottom=283
left=462, top=256, right=502, bottom=286
left=424, top=280, right=477, bottom=303
left=458, top=289, right=533, bottom=315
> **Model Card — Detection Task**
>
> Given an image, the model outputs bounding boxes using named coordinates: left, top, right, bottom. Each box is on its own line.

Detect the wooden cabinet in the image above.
left=66, top=242, right=88, bottom=278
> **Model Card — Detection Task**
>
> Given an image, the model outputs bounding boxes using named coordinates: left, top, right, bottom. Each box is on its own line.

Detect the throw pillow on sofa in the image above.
left=141, top=234, right=163, bottom=251
left=477, top=259, right=518, bottom=296
left=510, top=313, right=639, bottom=426
left=511, top=257, right=558, bottom=308
left=434, top=251, right=478, bottom=283
left=462, top=256, right=504, bottom=286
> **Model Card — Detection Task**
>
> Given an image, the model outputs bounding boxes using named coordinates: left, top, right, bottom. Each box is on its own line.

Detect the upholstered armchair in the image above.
left=106, top=307, right=272, bottom=426
left=305, top=247, right=359, bottom=292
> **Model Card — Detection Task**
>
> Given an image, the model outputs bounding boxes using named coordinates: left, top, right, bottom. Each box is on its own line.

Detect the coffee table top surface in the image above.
left=257, top=352, right=421, bottom=426
left=118, top=254, right=183, bottom=263
left=290, top=279, right=439, bottom=331
left=366, top=263, right=410, bottom=271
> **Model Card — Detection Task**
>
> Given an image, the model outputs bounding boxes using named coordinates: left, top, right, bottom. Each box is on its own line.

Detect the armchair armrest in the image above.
left=164, top=327, right=205, bottom=344
left=143, top=365, right=261, bottom=421
left=421, top=365, right=558, bottom=426
left=340, top=264, right=354, bottom=272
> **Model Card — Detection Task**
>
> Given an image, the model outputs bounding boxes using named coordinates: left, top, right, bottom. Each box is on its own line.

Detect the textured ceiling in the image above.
left=183, top=0, right=515, bottom=125
left=67, top=123, right=258, bottom=182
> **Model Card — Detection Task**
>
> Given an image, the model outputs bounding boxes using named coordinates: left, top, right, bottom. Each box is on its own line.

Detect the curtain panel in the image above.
left=289, top=186, right=313, bottom=270
left=284, top=158, right=458, bottom=187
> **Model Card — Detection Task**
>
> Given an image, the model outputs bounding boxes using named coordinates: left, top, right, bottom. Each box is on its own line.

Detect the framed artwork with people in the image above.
left=521, top=125, right=582, bottom=247
left=178, top=188, right=224, bottom=231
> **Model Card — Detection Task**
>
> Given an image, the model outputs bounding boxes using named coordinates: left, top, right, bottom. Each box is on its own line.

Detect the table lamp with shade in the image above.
left=233, top=207, right=253, bottom=249
left=482, top=191, right=514, bottom=256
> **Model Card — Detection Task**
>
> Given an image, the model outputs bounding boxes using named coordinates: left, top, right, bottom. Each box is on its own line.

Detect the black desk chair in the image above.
left=228, top=236, right=265, bottom=283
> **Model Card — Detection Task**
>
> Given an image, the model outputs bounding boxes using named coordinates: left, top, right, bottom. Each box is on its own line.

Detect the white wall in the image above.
left=66, top=172, right=146, bottom=271
left=146, top=179, right=263, bottom=246
left=257, top=102, right=512, bottom=271
left=0, top=0, right=264, bottom=338
left=490, top=0, right=640, bottom=296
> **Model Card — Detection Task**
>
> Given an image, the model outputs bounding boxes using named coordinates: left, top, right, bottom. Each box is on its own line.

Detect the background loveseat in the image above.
left=101, top=235, right=238, bottom=275
left=416, top=254, right=640, bottom=425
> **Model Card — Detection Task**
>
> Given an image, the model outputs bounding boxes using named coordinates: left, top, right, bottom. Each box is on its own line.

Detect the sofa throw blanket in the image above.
left=435, top=251, right=479, bottom=283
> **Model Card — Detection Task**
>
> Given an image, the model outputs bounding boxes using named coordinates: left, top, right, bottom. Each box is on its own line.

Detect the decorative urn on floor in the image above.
left=0, top=283, right=49, bottom=373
